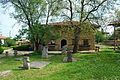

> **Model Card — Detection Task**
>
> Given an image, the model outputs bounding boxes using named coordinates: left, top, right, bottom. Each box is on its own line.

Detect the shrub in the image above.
left=13, top=45, right=32, bottom=51
left=4, top=38, right=16, bottom=47
left=0, top=47, right=4, bottom=54
left=95, top=31, right=106, bottom=43
left=33, top=50, right=42, bottom=55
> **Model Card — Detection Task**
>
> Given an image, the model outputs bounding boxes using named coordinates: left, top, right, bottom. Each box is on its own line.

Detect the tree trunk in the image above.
left=33, top=40, right=40, bottom=51
left=73, top=27, right=80, bottom=53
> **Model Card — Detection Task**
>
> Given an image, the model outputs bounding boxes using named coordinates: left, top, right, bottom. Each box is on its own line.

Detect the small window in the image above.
left=83, top=39, right=89, bottom=46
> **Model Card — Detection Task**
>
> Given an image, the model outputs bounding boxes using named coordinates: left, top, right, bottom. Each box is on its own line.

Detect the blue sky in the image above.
left=0, top=5, right=21, bottom=38
left=0, top=1, right=120, bottom=38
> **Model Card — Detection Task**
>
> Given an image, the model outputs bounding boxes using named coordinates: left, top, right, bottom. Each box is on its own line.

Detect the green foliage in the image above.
left=29, top=24, right=60, bottom=45
left=0, top=40, right=2, bottom=47
left=12, top=45, right=31, bottom=51
left=0, top=47, right=4, bottom=54
left=1, top=0, right=62, bottom=50
left=4, top=38, right=16, bottom=47
left=114, top=28, right=120, bottom=39
left=8, top=0, right=46, bottom=26
left=95, top=31, right=105, bottom=43
left=33, top=50, right=42, bottom=55
left=14, top=28, right=28, bottom=40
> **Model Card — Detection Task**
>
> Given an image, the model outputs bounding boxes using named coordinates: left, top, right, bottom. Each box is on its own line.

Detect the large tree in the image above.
left=108, top=9, right=120, bottom=50
left=61, top=0, right=118, bottom=53
left=1, top=0, right=47, bottom=50
left=1, top=0, right=118, bottom=53
left=0, top=0, right=62, bottom=51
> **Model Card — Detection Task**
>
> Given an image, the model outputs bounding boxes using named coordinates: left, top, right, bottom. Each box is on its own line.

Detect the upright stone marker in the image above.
left=62, top=45, right=67, bottom=54
left=23, top=56, right=30, bottom=70
left=5, top=51, right=8, bottom=57
left=42, top=46, right=48, bottom=58
left=67, top=50, right=72, bottom=62
left=14, top=50, right=18, bottom=56
left=63, top=50, right=76, bottom=62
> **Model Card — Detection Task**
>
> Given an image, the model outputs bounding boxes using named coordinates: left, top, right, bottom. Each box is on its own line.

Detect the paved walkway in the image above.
left=0, top=49, right=62, bottom=58
left=0, top=49, right=96, bottom=58
left=0, top=48, right=33, bottom=58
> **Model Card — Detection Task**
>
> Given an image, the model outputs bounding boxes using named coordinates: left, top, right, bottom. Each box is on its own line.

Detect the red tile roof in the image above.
left=49, top=21, right=100, bottom=28
left=49, top=21, right=79, bottom=26
left=0, top=36, right=7, bottom=39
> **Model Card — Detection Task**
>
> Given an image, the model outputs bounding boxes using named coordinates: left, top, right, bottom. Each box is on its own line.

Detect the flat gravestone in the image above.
left=0, top=70, right=11, bottom=77
left=15, top=58, right=23, bottom=61
left=30, top=61, right=51, bottom=69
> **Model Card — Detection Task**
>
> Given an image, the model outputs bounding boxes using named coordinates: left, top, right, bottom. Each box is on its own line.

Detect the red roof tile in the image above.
left=49, top=21, right=79, bottom=26
left=0, top=36, right=7, bottom=39
left=49, top=21, right=100, bottom=28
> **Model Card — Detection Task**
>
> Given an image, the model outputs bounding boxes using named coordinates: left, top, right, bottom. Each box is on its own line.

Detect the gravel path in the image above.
left=0, top=48, right=33, bottom=58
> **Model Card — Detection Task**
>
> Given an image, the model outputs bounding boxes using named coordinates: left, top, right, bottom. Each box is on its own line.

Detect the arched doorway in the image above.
left=61, top=39, right=67, bottom=48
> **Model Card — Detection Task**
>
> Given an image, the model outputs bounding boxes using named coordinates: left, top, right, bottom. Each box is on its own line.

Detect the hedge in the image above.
left=13, top=45, right=33, bottom=51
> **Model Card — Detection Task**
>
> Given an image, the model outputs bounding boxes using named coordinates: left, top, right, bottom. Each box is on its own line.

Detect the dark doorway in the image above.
left=61, top=39, right=67, bottom=48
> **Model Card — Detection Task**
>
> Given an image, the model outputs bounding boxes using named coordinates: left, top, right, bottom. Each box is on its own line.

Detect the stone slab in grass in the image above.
left=15, top=58, right=23, bottom=61
left=0, top=70, right=11, bottom=77
left=30, top=61, right=51, bottom=69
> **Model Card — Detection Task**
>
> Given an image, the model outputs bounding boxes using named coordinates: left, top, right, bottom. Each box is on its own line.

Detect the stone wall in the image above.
left=48, top=26, right=95, bottom=51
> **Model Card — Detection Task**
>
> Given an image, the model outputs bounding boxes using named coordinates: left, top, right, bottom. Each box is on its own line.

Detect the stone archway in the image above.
left=61, top=39, right=67, bottom=48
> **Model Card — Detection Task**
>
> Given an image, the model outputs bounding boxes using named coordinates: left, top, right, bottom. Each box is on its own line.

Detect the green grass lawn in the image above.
left=0, top=47, right=120, bottom=80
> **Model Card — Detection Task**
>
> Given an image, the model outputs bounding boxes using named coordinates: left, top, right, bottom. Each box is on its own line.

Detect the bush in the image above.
left=13, top=45, right=32, bottom=51
left=95, top=31, right=106, bottom=43
left=0, top=47, right=4, bottom=54
left=33, top=50, right=42, bottom=55
left=4, top=38, right=16, bottom=47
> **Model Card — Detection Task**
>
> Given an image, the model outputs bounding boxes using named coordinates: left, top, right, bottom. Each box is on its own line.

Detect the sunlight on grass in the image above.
left=0, top=46, right=120, bottom=80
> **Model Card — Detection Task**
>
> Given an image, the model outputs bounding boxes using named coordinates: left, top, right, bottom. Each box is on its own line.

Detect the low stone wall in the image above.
left=103, top=40, right=120, bottom=46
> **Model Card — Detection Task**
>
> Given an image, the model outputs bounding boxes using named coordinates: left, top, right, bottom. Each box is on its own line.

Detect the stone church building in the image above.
left=47, top=21, right=100, bottom=51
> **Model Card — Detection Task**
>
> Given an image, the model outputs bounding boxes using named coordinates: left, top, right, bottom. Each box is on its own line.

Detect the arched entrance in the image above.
left=61, top=39, right=67, bottom=48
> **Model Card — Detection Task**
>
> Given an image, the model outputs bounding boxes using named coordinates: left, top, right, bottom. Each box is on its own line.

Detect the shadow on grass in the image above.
left=99, top=50, right=114, bottom=53
left=12, top=68, right=26, bottom=71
